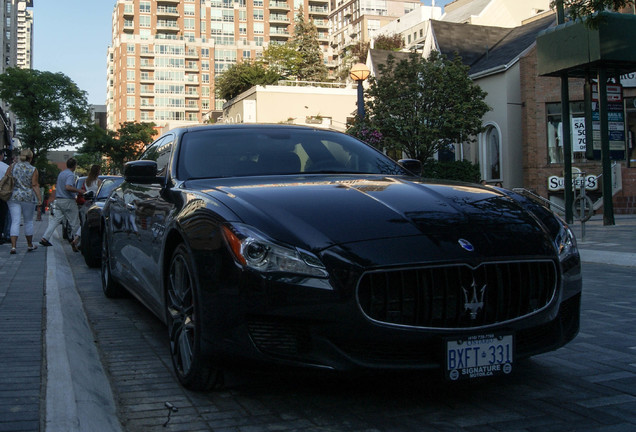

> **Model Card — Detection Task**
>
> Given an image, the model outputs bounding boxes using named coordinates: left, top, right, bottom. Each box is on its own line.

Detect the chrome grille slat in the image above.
left=357, top=260, right=558, bottom=329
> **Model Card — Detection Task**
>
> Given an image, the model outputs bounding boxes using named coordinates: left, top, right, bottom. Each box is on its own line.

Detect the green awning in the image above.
left=536, top=12, right=636, bottom=78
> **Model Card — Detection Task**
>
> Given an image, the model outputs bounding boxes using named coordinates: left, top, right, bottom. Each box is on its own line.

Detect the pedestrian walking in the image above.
left=40, top=157, right=84, bottom=252
left=6, top=149, right=42, bottom=254
left=0, top=149, right=12, bottom=244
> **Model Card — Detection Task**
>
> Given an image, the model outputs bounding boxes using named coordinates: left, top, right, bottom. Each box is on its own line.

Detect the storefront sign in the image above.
left=571, top=117, right=586, bottom=152
left=548, top=174, right=599, bottom=191
left=591, top=83, right=626, bottom=156
left=620, top=72, right=636, bottom=88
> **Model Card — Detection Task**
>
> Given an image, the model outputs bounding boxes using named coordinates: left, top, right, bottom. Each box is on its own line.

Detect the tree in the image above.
left=0, top=68, right=92, bottom=165
left=215, top=61, right=281, bottom=101
left=262, top=43, right=302, bottom=80
left=79, top=122, right=157, bottom=173
left=365, top=51, right=490, bottom=163
left=292, top=8, right=328, bottom=81
left=551, top=0, right=635, bottom=27
left=374, top=33, right=405, bottom=51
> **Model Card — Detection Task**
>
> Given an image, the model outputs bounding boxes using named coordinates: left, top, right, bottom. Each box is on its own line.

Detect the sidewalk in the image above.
left=0, top=212, right=633, bottom=432
left=0, top=215, right=121, bottom=432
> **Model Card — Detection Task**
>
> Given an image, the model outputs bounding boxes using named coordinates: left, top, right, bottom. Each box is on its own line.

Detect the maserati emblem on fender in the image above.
left=463, top=278, right=486, bottom=320
left=458, top=238, right=474, bottom=252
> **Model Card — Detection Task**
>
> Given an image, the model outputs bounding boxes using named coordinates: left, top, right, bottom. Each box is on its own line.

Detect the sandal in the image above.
left=10, top=248, right=16, bottom=254
left=28, top=245, right=37, bottom=252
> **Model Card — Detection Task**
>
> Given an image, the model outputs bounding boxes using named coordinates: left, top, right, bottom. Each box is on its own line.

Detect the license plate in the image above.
left=446, top=334, right=513, bottom=381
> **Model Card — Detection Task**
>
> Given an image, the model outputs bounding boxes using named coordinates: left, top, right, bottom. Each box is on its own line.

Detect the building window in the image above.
left=139, top=1, right=150, bottom=13
left=127, top=56, right=135, bottom=67
left=184, top=18, right=195, bottom=29
left=139, top=15, right=151, bottom=27
left=127, top=70, right=135, bottom=81
left=127, top=83, right=135, bottom=94
left=253, top=9, right=264, bottom=20
left=482, top=124, right=501, bottom=181
left=546, top=101, right=587, bottom=165
left=127, top=109, right=135, bottom=121
left=127, top=96, right=136, bottom=107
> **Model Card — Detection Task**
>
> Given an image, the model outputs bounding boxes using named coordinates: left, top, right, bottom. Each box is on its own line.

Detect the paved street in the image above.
left=0, top=214, right=635, bottom=431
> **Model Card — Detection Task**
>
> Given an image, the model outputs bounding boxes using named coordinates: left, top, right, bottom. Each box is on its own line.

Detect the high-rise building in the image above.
left=108, top=0, right=331, bottom=131
left=328, top=0, right=421, bottom=72
left=1, top=0, right=34, bottom=150
left=15, top=0, right=33, bottom=69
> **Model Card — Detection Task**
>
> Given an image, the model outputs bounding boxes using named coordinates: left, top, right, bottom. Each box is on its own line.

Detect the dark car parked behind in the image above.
left=101, top=124, right=581, bottom=390
left=80, top=176, right=123, bottom=267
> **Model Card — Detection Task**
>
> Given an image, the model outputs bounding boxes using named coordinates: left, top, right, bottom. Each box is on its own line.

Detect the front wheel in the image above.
left=166, top=244, right=222, bottom=391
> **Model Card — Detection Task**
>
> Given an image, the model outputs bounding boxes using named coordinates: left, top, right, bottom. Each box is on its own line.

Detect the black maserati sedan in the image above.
left=101, top=124, right=581, bottom=390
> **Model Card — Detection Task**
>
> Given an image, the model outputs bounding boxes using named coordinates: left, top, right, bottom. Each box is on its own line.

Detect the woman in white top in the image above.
left=7, top=149, right=42, bottom=254
left=84, top=164, right=102, bottom=194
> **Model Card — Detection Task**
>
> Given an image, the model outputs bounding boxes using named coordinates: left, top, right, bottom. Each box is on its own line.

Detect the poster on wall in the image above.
left=591, top=83, right=625, bottom=159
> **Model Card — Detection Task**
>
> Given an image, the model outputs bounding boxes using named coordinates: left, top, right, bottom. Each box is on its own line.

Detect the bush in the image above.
left=421, top=159, right=480, bottom=183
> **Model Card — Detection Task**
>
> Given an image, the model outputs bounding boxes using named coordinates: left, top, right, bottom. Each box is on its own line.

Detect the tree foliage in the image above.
left=215, top=61, right=281, bottom=101
left=365, top=51, right=490, bottom=163
left=262, top=43, right=302, bottom=80
left=0, top=68, right=92, bottom=165
left=292, top=8, right=328, bottom=81
left=78, top=121, right=157, bottom=173
left=374, top=33, right=405, bottom=51
left=551, top=0, right=635, bottom=27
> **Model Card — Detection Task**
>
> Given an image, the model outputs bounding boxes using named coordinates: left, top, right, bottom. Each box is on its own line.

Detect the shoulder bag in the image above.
left=0, top=164, right=14, bottom=201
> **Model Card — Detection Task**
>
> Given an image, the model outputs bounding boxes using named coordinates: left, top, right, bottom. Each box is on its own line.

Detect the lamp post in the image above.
left=350, top=63, right=370, bottom=120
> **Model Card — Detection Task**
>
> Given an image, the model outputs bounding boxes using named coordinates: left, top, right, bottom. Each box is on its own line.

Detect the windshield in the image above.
left=97, top=178, right=124, bottom=199
left=177, top=127, right=410, bottom=180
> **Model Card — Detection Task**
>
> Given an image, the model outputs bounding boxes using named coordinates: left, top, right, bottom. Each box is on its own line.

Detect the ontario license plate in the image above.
left=446, top=334, right=513, bottom=381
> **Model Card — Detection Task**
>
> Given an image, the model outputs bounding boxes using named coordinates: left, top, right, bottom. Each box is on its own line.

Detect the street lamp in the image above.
left=350, top=63, right=370, bottom=120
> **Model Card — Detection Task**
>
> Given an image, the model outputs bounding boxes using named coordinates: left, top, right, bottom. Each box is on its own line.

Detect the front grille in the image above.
left=357, top=260, right=557, bottom=329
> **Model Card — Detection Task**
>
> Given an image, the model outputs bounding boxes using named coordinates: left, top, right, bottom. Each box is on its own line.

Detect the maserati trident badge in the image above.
left=458, top=238, right=474, bottom=252
left=463, top=278, right=486, bottom=320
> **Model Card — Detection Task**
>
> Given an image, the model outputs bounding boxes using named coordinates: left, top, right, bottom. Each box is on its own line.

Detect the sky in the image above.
left=32, top=0, right=453, bottom=106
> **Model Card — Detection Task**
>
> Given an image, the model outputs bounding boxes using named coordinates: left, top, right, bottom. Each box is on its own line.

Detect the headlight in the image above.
left=555, top=222, right=578, bottom=261
left=221, top=223, right=329, bottom=278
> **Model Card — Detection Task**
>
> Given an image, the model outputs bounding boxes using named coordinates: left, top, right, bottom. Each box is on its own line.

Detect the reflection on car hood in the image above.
left=189, top=175, right=552, bottom=255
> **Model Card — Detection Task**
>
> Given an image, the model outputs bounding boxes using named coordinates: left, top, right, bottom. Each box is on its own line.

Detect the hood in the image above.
left=189, top=175, right=554, bottom=257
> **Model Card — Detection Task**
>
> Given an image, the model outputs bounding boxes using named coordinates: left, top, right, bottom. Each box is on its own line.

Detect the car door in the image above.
left=127, top=134, right=176, bottom=311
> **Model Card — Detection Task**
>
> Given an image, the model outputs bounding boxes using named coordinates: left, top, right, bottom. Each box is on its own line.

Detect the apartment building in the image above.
left=328, top=0, right=421, bottom=72
left=1, top=0, right=34, bottom=151
left=108, top=0, right=331, bottom=131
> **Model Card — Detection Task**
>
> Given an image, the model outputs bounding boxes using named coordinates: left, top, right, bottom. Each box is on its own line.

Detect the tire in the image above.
left=101, top=230, right=124, bottom=298
left=166, top=244, right=222, bottom=391
left=83, top=227, right=101, bottom=268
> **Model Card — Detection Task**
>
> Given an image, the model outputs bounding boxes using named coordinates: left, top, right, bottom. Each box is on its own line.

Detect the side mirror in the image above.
left=83, top=190, right=95, bottom=201
left=398, top=159, right=422, bottom=177
left=124, top=160, right=161, bottom=184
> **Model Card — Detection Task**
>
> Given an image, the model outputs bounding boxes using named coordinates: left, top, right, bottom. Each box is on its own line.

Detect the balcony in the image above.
left=140, top=104, right=155, bottom=110
left=269, top=15, right=290, bottom=24
left=185, top=104, right=200, bottom=111
left=185, top=91, right=200, bottom=98
left=269, top=28, right=290, bottom=38
left=123, top=21, right=135, bottom=32
left=308, top=6, right=329, bottom=16
left=156, top=20, right=180, bottom=32
left=140, top=75, right=154, bottom=83
left=157, top=0, right=180, bottom=4
left=156, top=6, right=179, bottom=17
left=313, top=19, right=329, bottom=28
left=185, top=49, right=198, bottom=59
left=123, top=7, right=134, bottom=18
left=269, top=1, right=290, bottom=11
left=140, top=62, right=155, bottom=70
